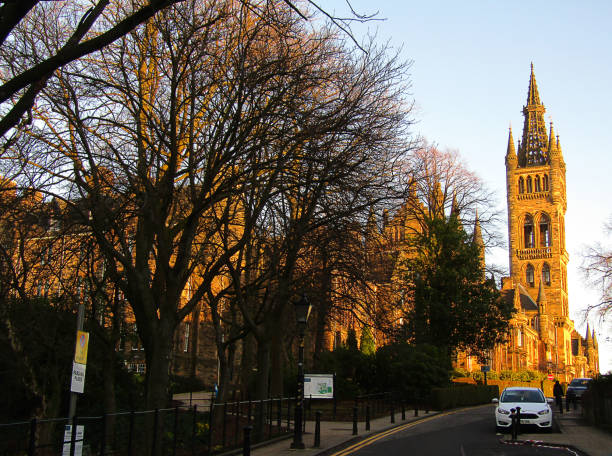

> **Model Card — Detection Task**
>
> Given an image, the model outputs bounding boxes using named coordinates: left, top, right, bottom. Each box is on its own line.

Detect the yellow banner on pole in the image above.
left=74, top=331, right=89, bottom=365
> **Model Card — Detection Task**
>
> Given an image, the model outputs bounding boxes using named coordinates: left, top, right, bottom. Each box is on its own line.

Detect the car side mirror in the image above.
left=546, top=398, right=554, bottom=404
left=492, top=398, right=499, bottom=403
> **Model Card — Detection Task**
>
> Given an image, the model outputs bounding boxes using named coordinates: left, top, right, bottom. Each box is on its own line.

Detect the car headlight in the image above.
left=498, top=408, right=510, bottom=415
left=538, top=408, right=550, bottom=415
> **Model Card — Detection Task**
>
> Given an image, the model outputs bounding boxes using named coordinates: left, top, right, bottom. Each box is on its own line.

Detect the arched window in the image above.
left=539, top=214, right=551, bottom=247
left=543, top=174, right=549, bottom=191
left=535, top=175, right=541, bottom=192
left=542, top=263, right=551, bottom=285
left=524, top=215, right=535, bottom=248
left=526, top=176, right=533, bottom=193
left=518, top=177, right=525, bottom=194
left=526, top=264, right=535, bottom=287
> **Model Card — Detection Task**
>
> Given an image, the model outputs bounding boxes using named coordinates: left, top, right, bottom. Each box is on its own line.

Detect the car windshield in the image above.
left=501, top=389, right=545, bottom=403
left=569, top=379, right=590, bottom=387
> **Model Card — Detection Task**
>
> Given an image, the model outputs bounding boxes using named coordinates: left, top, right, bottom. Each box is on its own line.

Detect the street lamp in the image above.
left=291, top=295, right=311, bottom=449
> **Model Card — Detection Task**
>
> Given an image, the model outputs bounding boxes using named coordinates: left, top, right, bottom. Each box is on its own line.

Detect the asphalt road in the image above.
left=328, top=405, right=586, bottom=456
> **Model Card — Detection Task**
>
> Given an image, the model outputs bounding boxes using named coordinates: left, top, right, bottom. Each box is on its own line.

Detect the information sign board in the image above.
left=62, top=425, right=84, bottom=456
left=74, top=331, right=89, bottom=364
left=70, top=362, right=86, bottom=394
left=304, top=374, right=333, bottom=399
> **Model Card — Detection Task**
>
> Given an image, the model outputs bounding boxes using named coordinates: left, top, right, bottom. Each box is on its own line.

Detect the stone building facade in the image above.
left=487, top=65, right=599, bottom=380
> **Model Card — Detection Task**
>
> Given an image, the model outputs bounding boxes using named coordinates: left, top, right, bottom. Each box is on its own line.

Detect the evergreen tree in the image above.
left=402, top=214, right=513, bottom=361
left=359, top=326, right=376, bottom=355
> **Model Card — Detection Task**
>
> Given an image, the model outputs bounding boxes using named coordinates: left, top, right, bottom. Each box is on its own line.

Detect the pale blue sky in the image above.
left=327, top=0, right=612, bottom=373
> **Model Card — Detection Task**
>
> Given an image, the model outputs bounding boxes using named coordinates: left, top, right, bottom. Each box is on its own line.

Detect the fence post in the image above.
left=152, top=409, right=159, bottom=456
left=128, top=410, right=135, bottom=456
left=222, top=401, right=228, bottom=448
left=287, top=399, right=291, bottom=429
left=208, top=399, right=215, bottom=456
left=235, top=401, right=241, bottom=447
left=390, top=404, right=395, bottom=424
left=314, top=411, right=321, bottom=448
left=401, top=402, right=406, bottom=421
left=100, top=413, right=107, bottom=456
left=243, top=426, right=252, bottom=456
left=173, top=406, right=179, bottom=456
left=28, top=418, right=37, bottom=456
left=191, top=405, right=197, bottom=456
left=365, top=405, right=370, bottom=431
left=333, top=392, right=337, bottom=421
left=247, top=399, right=252, bottom=425
left=276, top=398, right=282, bottom=435
left=352, top=407, right=358, bottom=435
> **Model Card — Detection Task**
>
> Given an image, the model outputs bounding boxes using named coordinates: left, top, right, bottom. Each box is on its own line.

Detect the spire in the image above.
left=556, top=135, right=563, bottom=156
left=526, top=62, right=542, bottom=106
left=586, top=323, right=593, bottom=347
left=366, top=205, right=377, bottom=235
left=513, top=284, right=522, bottom=311
left=506, top=126, right=517, bottom=165
left=520, top=64, right=549, bottom=167
left=429, top=181, right=444, bottom=217
left=548, top=121, right=557, bottom=154
left=593, top=329, right=598, bottom=348
left=450, top=191, right=461, bottom=222
left=537, top=280, right=547, bottom=312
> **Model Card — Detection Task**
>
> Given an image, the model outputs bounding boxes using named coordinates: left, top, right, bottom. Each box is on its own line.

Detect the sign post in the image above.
left=65, top=304, right=88, bottom=456
left=481, top=365, right=491, bottom=386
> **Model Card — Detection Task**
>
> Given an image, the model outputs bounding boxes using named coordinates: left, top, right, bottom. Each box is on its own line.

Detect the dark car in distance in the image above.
left=566, top=378, right=593, bottom=400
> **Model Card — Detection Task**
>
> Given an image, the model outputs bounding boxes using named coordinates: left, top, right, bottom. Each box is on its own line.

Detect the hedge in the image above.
left=430, top=384, right=499, bottom=410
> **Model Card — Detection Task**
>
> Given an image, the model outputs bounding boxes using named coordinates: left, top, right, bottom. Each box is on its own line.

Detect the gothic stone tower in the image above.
left=503, top=64, right=577, bottom=378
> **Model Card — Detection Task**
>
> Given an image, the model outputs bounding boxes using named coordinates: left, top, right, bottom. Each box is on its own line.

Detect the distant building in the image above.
left=488, top=64, right=599, bottom=379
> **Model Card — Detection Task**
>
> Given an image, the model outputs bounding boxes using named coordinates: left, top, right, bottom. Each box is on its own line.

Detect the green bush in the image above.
left=430, top=385, right=499, bottom=410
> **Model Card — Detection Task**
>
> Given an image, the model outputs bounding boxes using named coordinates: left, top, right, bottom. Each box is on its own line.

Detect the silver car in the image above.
left=492, top=387, right=554, bottom=432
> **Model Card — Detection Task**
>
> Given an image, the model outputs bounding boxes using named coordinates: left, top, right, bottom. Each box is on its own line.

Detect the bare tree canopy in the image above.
left=582, top=216, right=612, bottom=330
left=0, top=0, right=380, bottom=142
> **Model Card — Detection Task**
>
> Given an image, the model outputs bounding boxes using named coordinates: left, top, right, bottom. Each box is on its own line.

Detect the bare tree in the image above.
left=582, top=216, right=612, bottom=333
left=0, top=0, right=381, bottom=143
left=0, top=0, right=193, bottom=140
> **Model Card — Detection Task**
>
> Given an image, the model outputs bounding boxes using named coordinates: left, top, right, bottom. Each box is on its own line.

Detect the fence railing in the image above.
left=0, top=392, right=408, bottom=456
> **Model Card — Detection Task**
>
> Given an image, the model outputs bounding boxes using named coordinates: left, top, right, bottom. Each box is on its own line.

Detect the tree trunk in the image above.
left=253, top=337, right=270, bottom=442
left=102, top=348, right=117, bottom=450
left=144, top=327, right=173, bottom=456
left=240, top=333, right=256, bottom=396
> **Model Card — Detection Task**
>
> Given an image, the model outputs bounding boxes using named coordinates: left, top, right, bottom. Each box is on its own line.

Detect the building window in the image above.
left=526, top=176, right=533, bottom=193
left=542, top=263, right=551, bottom=285
left=543, top=174, right=549, bottom=191
left=518, top=177, right=525, bottom=194
left=526, top=264, right=535, bottom=287
left=524, top=215, right=535, bottom=248
left=535, top=175, right=541, bottom=192
left=539, top=214, right=551, bottom=247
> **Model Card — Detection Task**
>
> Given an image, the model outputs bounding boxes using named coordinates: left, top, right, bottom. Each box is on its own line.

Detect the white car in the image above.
left=492, top=387, right=554, bottom=433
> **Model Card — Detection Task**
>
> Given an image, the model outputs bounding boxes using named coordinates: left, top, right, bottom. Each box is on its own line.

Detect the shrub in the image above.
left=430, top=385, right=499, bottom=410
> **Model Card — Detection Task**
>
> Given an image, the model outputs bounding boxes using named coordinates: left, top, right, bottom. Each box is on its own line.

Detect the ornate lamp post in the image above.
left=291, top=295, right=311, bottom=449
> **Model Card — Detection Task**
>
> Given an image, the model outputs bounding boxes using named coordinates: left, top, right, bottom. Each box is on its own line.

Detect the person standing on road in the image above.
left=553, top=380, right=564, bottom=414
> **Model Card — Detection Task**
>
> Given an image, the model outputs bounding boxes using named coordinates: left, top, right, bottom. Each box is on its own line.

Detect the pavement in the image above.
left=245, top=403, right=612, bottom=456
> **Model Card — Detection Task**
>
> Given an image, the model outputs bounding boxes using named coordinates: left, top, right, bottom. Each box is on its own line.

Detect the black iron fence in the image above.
left=0, top=392, right=409, bottom=455
left=0, top=396, right=296, bottom=456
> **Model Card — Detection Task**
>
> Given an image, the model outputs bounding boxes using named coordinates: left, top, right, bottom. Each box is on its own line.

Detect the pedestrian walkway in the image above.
left=248, top=404, right=612, bottom=456
left=517, top=404, right=612, bottom=456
